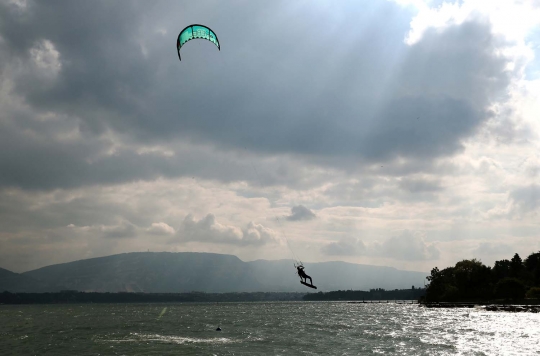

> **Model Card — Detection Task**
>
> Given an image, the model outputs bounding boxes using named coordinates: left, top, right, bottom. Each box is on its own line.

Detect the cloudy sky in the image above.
left=1, top=0, right=539, bottom=273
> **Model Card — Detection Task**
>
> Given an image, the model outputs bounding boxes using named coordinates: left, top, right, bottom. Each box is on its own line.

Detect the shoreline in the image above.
left=421, top=302, right=540, bottom=312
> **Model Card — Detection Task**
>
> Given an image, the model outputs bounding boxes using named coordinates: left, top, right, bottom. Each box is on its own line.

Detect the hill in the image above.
left=23, top=252, right=261, bottom=293
left=18, top=252, right=427, bottom=293
left=0, top=267, right=57, bottom=292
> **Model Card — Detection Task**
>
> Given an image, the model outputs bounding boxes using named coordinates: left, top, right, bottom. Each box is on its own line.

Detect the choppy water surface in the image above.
left=1, top=302, right=539, bottom=355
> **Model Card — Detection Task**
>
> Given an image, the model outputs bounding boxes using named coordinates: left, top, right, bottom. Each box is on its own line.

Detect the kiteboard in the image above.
left=300, top=281, right=317, bottom=289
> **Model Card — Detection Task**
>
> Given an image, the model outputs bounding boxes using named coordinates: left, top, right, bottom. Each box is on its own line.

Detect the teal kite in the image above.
left=177, top=24, right=220, bottom=61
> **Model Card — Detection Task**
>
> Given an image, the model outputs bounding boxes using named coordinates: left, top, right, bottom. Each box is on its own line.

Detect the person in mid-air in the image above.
left=296, top=265, right=313, bottom=285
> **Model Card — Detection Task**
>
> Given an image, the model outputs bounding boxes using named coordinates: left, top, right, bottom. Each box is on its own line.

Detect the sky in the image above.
left=0, top=0, right=539, bottom=273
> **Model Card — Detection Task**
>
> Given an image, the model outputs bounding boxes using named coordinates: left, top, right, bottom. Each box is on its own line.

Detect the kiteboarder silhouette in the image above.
left=296, top=264, right=316, bottom=289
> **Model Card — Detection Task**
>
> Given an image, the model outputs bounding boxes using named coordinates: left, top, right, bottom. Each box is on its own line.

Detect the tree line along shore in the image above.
left=423, top=250, right=540, bottom=303
left=0, top=288, right=425, bottom=304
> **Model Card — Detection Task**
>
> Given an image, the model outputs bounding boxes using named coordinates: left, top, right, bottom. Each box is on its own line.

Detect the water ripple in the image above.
left=1, top=302, right=540, bottom=355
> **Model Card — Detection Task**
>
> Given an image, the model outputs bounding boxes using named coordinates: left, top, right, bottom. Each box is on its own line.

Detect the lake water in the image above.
left=1, top=302, right=539, bottom=355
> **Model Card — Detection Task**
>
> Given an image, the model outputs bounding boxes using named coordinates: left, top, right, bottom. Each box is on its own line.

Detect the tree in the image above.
left=524, top=252, right=540, bottom=271
left=453, top=259, right=492, bottom=299
left=426, top=267, right=456, bottom=302
left=510, top=253, right=523, bottom=277
left=426, top=267, right=440, bottom=283
left=493, top=259, right=511, bottom=280
left=425, top=251, right=540, bottom=303
left=526, top=287, right=540, bottom=299
left=495, top=278, right=526, bottom=300
left=524, top=252, right=540, bottom=286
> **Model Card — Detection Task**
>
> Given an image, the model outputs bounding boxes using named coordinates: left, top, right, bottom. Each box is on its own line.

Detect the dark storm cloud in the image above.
left=0, top=116, right=334, bottom=190
left=0, top=0, right=154, bottom=130
left=285, top=205, right=316, bottom=221
left=0, top=0, right=511, bottom=190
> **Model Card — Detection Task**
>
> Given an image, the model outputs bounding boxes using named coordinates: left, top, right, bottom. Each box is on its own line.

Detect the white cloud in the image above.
left=30, top=39, right=61, bottom=77
left=71, top=220, right=138, bottom=239
left=320, top=237, right=366, bottom=256
left=147, top=222, right=175, bottom=236
left=472, top=242, right=513, bottom=257
left=376, top=230, right=440, bottom=261
left=6, top=0, right=28, bottom=10
left=398, top=0, right=540, bottom=46
left=178, top=213, right=280, bottom=247
left=321, top=231, right=439, bottom=261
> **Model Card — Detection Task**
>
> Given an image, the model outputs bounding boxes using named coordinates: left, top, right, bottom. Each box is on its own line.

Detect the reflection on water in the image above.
left=1, top=302, right=539, bottom=355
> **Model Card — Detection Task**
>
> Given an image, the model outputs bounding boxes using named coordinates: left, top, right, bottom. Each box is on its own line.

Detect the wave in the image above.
left=101, top=332, right=238, bottom=345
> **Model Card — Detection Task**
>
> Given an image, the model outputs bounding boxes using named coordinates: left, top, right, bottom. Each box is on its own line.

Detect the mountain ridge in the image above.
left=1, top=252, right=429, bottom=293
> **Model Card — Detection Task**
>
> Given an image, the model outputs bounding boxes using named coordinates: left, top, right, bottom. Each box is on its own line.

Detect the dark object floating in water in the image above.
left=300, top=281, right=317, bottom=289
left=216, top=327, right=222, bottom=331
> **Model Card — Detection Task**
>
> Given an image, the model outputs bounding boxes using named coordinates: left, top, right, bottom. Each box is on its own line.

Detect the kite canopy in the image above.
left=177, top=24, right=220, bottom=61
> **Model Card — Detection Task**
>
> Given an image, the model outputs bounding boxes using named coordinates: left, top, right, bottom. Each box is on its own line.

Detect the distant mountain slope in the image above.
left=0, top=267, right=15, bottom=279
left=0, top=267, right=57, bottom=292
left=20, top=252, right=426, bottom=293
left=21, top=252, right=427, bottom=293
left=23, top=252, right=263, bottom=293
